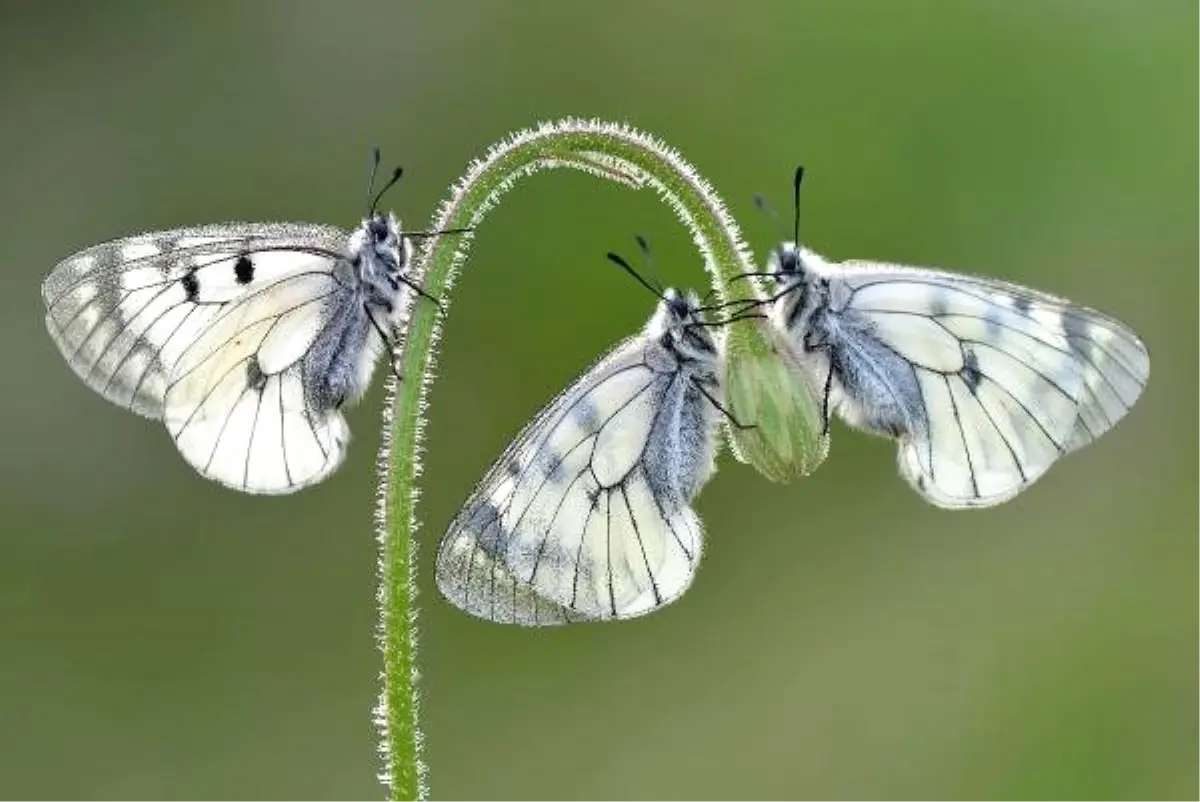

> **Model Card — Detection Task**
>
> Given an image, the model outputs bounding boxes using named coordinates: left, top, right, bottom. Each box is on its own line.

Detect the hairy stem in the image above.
left=373, top=117, right=766, bottom=800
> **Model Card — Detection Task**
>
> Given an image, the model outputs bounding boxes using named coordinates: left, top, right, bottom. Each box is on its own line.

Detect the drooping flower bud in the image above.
left=723, top=317, right=829, bottom=482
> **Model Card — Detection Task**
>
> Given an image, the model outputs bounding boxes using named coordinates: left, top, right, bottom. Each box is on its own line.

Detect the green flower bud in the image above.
left=724, top=317, right=829, bottom=482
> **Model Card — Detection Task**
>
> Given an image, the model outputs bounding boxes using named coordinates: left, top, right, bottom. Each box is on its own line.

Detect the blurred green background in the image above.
left=1, top=1, right=1195, bottom=799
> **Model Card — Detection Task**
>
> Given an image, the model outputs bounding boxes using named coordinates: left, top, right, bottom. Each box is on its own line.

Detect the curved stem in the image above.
left=373, top=118, right=777, bottom=800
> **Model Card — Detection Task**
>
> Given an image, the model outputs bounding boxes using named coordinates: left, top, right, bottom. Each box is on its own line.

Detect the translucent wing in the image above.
left=43, top=222, right=356, bottom=493
left=833, top=262, right=1150, bottom=507
left=436, top=337, right=708, bottom=625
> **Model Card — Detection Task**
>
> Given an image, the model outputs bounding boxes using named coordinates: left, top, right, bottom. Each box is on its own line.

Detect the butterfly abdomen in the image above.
left=301, top=286, right=379, bottom=411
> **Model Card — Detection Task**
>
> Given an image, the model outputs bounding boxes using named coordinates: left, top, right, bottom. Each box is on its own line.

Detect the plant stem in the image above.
left=373, top=118, right=762, bottom=800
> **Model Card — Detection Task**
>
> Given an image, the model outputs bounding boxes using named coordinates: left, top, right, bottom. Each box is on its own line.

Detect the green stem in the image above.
left=373, top=118, right=765, bottom=800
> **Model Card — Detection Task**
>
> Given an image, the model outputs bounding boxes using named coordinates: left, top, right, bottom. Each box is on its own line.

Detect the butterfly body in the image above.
left=298, top=215, right=411, bottom=412
left=436, top=288, right=724, bottom=625
left=43, top=212, right=413, bottom=494
left=766, top=242, right=1150, bottom=508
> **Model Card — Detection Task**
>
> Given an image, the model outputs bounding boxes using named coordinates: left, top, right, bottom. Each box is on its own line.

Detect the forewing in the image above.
left=436, top=338, right=704, bottom=625
left=42, top=222, right=349, bottom=419
left=837, top=262, right=1149, bottom=508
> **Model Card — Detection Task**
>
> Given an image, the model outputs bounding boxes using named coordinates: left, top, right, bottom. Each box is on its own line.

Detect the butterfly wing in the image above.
left=436, top=337, right=710, bottom=625
left=828, top=261, right=1149, bottom=508
left=43, top=222, right=359, bottom=493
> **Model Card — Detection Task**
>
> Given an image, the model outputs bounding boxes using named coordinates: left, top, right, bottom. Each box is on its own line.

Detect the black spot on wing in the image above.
left=246, top=357, right=268, bottom=392
left=538, top=449, right=568, bottom=485
left=961, top=348, right=982, bottom=394
left=929, top=291, right=949, bottom=318
left=181, top=268, right=200, bottom=302
left=1012, top=294, right=1032, bottom=315
left=573, top=396, right=602, bottom=431
left=983, top=305, right=1005, bottom=337
left=1061, top=310, right=1096, bottom=360
left=470, top=502, right=508, bottom=558
left=234, top=255, right=255, bottom=285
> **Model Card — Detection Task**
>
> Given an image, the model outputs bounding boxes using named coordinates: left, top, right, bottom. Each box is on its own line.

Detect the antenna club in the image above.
left=791, top=164, right=805, bottom=246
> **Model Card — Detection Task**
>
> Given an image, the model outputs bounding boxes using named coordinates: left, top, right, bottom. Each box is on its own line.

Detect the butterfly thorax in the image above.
left=766, top=242, right=926, bottom=442
left=767, top=243, right=836, bottom=345
left=647, top=288, right=720, bottom=377
left=348, top=211, right=412, bottom=318
left=300, top=213, right=412, bottom=412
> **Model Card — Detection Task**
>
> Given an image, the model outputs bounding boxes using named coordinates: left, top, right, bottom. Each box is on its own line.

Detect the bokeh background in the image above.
left=1, top=1, right=1195, bottom=799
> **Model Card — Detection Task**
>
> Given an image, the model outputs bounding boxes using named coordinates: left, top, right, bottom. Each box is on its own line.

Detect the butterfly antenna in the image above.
left=753, top=192, right=781, bottom=225
left=606, top=251, right=664, bottom=302
left=365, top=145, right=382, bottom=217
left=792, top=165, right=805, bottom=245
left=633, top=234, right=666, bottom=295
left=753, top=191, right=793, bottom=246
left=370, top=165, right=404, bottom=216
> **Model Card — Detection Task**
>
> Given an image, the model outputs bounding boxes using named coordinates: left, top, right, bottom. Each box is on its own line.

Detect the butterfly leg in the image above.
left=363, top=303, right=405, bottom=385
left=691, top=377, right=756, bottom=430
left=819, top=361, right=834, bottom=436
left=801, top=330, right=835, bottom=436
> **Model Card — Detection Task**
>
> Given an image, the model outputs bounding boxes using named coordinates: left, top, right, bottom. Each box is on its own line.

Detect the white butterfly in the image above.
left=758, top=169, right=1150, bottom=508
left=436, top=253, right=734, bottom=625
left=42, top=158, right=429, bottom=494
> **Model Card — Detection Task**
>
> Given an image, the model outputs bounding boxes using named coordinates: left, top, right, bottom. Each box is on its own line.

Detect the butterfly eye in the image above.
left=369, top=216, right=390, bottom=243
left=777, top=248, right=799, bottom=277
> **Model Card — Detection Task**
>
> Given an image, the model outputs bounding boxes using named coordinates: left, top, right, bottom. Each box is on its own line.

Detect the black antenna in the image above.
left=364, top=145, right=405, bottom=216
left=633, top=234, right=665, bottom=295
left=606, top=251, right=664, bottom=302
left=365, top=145, right=382, bottom=217
left=792, top=165, right=805, bottom=245
left=370, top=165, right=404, bottom=216
left=752, top=191, right=793, bottom=248
left=753, top=193, right=781, bottom=224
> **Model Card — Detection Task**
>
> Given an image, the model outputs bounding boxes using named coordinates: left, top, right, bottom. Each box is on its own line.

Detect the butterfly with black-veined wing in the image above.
left=42, top=150, right=447, bottom=494
left=436, top=239, right=755, bottom=625
left=751, top=167, right=1150, bottom=508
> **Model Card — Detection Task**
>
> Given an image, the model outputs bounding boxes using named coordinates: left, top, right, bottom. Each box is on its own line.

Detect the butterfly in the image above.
left=753, top=167, right=1150, bottom=508
left=41, top=151, right=438, bottom=494
left=435, top=241, right=748, bottom=625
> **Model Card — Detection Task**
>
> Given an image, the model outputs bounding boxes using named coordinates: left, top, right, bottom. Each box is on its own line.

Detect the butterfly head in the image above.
left=354, top=211, right=411, bottom=277
left=652, top=288, right=718, bottom=362
left=767, top=242, right=824, bottom=286
left=603, top=242, right=717, bottom=362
